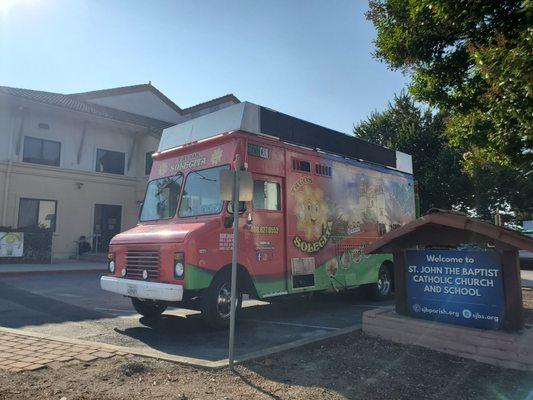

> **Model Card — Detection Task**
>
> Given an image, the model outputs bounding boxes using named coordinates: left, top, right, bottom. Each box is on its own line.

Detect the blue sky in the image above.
left=0, top=0, right=409, bottom=133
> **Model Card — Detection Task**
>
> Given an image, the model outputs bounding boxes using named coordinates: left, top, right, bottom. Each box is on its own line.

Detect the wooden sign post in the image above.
left=366, top=211, right=533, bottom=331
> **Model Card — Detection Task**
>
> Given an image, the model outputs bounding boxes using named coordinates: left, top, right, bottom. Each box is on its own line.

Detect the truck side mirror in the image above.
left=223, top=216, right=233, bottom=229
left=227, top=201, right=246, bottom=214
left=224, top=202, right=247, bottom=228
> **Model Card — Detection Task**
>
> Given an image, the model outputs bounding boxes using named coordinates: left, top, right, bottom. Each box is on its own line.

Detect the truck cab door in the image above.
left=242, top=174, right=287, bottom=298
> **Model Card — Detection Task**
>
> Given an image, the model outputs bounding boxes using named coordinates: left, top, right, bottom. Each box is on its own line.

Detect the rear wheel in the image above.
left=131, top=298, right=167, bottom=318
left=202, top=272, right=242, bottom=328
left=369, top=264, right=392, bottom=301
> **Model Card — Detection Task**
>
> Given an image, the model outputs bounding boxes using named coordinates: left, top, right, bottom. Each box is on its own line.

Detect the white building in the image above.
left=0, top=83, right=239, bottom=259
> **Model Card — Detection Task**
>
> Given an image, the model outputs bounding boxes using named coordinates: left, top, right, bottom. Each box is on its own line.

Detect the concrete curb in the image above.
left=362, top=307, right=533, bottom=372
left=0, top=323, right=362, bottom=369
left=0, top=268, right=106, bottom=276
left=233, top=323, right=361, bottom=365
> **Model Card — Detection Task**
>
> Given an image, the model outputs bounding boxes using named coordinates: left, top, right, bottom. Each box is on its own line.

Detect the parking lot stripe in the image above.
left=242, top=319, right=340, bottom=331
left=94, top=307, right=133, bottom=313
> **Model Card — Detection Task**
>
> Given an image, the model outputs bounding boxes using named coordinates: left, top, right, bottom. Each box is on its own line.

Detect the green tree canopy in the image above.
left=354, top=92, right=532, bottom=222
left=366, top=0, right=532, bottom=174
left=354, top=92, right=471, bottom=213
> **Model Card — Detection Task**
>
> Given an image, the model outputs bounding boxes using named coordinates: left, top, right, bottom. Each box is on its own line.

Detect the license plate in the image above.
left=126, top=284, right=138, bottom=296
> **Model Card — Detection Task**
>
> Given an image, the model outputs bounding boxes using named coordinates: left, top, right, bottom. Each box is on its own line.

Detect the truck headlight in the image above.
left=174, top=252, right=185, bottom=279
left=108, top=253, right=115, bottom=273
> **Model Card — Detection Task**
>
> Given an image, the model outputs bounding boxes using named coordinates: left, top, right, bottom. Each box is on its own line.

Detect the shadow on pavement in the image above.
left=0, top=280, right=111, bottom=327
left=112, top=294, right=381, bottom=362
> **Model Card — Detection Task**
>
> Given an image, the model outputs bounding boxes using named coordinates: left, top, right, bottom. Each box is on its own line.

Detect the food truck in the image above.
left=101, top=102, right=416, bottom=327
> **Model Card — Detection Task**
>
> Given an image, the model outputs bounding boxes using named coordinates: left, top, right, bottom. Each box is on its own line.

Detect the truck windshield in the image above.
left=179, top=165, right=229, bottom=217
left=140, top=174, right=183, bottom=221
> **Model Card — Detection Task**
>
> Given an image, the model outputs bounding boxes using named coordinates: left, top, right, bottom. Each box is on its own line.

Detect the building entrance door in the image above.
left=93, top=204, right=122, bottom=253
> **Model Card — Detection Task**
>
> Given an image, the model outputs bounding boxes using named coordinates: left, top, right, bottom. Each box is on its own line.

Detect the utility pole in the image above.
left=228, top=154, right=240, bottom=371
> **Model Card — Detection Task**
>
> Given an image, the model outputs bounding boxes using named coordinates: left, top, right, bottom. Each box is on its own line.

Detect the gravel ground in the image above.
left=0, top=333, right=531, bottom=400
left=1, top=289, right=532, bottom=400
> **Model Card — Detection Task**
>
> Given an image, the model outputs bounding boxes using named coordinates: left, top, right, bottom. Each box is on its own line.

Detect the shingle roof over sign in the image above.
left=0, top=86, right=174, bottom=130
left=365, top=209, right=533, bottom=253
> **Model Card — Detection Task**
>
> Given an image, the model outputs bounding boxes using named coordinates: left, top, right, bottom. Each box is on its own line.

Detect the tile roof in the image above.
left=72, top=84, right=240, bottom=116
left=0, top=86, right=174, bottom=130
left=70, top=83, right=183, bottom=114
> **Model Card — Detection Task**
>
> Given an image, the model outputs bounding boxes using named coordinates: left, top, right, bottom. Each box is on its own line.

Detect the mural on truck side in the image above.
left=290, top=162, right=415, bottom=253
left=330, top=161, right=415, bottom=237
left=291, top=177, right=333, bottom=253
left=289, top=160, right=415, bottom=290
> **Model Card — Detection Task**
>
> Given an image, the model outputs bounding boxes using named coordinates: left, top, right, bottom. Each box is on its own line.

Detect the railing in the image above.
left=73, top=233, right=102, bottom=259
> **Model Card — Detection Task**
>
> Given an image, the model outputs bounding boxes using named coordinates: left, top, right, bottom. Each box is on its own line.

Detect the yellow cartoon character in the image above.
left=295, top=185, right=328, bottom=240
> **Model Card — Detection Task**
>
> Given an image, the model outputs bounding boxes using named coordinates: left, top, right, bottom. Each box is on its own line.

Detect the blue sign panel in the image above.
left=406, top=250, right=504, bottom=329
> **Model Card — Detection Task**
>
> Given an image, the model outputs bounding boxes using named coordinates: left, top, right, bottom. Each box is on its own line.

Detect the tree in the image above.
left=355, top=93, right=532, bottom=223
left=366, top=0, right=532, bottom=173
left=354, top=92, right=471, bottom=213
left=366, top=0, right=532, bottom=221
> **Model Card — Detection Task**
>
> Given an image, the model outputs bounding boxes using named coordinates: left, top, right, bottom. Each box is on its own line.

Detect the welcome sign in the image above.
left=406, top=249, right=504, bottom=329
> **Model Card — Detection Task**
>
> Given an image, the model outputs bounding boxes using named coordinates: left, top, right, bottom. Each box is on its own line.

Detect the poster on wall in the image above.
left=0, top=232, right=24, bottom=257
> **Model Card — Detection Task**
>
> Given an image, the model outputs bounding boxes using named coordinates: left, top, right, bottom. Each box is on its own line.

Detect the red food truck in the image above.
left=101, top=102, right=416, bottom=327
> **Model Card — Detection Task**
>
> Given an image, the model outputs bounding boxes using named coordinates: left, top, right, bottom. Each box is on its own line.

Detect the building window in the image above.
left=253, top=180, right=281, bottom=211
left=18, top=198, right=57, bottom=231
left=145, top=151, right=154, bottom=175
left=95, top=149, right=125, bottom=175
left=22, top=136, right=61, bottom=167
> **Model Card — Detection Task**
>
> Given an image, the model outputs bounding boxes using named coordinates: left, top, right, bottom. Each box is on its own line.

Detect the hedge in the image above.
left=0, top=226, right=53, bottom=264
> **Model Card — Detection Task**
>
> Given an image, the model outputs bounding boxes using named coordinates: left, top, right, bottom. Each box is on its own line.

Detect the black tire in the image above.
left=202, top=271, right=242, bottom=329
left=131, top=298, right=167, bottom=318
left=369, top=264, right=393, bottom=301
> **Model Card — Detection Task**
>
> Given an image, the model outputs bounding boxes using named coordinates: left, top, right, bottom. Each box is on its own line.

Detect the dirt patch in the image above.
left=0, top=288, right=531, bottom=399
left=1, top=329, right=532, bottom=400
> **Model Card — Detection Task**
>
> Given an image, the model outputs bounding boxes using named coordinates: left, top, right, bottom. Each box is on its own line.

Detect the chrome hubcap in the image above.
left=377, top=270, right=391, bottom=295
left=216, top=284, right=234, bottom=319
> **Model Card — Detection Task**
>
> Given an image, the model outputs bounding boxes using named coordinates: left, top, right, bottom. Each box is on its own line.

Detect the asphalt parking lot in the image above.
left=0, top=270, right=391, bottom=365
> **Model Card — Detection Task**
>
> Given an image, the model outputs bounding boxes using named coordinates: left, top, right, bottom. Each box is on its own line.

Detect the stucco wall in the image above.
left=0, top=104, right=160, bottom=177
left=0, top=162, right=140, bottom=258
left=0, top=97, right=161, bottom=259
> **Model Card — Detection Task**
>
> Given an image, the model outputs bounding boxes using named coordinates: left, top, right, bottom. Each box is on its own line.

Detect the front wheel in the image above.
left=131, top=298, right=167, bottom=318
left=369, top=265, right=392, bottom=301
left=202, top=272, right=242, bottom=329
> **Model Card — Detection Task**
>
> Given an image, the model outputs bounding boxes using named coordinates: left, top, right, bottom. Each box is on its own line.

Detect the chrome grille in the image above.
left=125, top=250, right=159, bottom=280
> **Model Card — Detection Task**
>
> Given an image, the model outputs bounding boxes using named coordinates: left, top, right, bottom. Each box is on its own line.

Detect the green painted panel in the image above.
left=352, top=254, right=392, bottom=285
left=285, top=253, right=393, bottom=295
left=184, top=253, right=392, bottom=297
left=253, top=279, right=287, bottom=298
left=184, top=264, right=214, bottom=290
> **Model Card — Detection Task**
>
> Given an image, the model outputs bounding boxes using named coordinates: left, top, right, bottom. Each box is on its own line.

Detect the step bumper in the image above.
left=100, top=276, right=183, bottom=302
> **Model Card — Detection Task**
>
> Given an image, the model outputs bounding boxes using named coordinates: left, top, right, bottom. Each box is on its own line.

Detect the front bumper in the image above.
left=100, top=276, right=183, bottom=302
